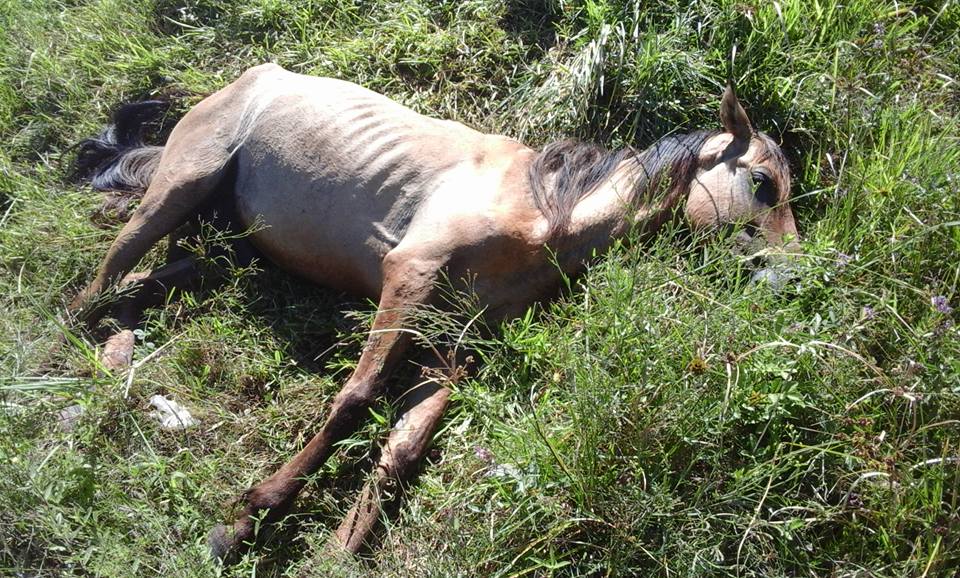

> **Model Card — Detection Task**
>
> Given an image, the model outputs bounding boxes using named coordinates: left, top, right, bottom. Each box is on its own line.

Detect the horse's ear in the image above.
left=720, top=84, right=752, bottom=141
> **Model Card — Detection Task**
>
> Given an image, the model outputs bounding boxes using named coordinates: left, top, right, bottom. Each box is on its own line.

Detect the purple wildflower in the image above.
left=862, top=306, right=876, bottom=320
left=847, top=491, right=864, bottom=510
left=934, top=318, right=954, bottom=337
left=836, top=252, right=852, bottom=269
left=872, top=22, right=885, bottom=50
left=474, top=446, right=494, bottom=463
left=932, top=295, right=953, bottom=315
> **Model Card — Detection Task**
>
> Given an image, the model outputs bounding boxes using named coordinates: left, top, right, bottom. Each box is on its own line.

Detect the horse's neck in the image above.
left=551, top=158, right=677, bottom=274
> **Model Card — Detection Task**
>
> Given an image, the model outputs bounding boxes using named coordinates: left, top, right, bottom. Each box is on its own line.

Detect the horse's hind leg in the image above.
left=98, top=257, right=202, bottom=370
left=70, top=161, right=231, bottom=329
left=98, top=229, right=257, bottom=371
left=70, top=83, right=245, bottom=327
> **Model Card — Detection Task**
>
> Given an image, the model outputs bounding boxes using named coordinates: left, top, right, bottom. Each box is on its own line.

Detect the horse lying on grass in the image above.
left=68, top=63, right=799, bottom=561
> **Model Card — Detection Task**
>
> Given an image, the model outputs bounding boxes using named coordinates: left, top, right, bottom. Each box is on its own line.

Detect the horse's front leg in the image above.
left=207, top=250, right=443, bottom=561
left=333, top=375, right=451, bottom=553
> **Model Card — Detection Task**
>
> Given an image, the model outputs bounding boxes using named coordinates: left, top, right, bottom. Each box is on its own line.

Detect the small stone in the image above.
left=751, top=266, right=788, bottom=290
left=58, top=404, right=85, bottom=432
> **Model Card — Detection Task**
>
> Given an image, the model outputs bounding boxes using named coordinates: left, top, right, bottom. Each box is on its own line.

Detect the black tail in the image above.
left=72, top=100, right=168, bottom=193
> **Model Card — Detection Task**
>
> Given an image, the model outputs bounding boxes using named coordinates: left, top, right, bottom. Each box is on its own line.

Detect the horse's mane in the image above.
left=527, top=130, right=718, bottom=239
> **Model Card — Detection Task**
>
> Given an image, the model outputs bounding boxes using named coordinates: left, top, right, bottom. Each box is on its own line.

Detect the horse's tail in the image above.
left=72, top=100, right=168, bottom=194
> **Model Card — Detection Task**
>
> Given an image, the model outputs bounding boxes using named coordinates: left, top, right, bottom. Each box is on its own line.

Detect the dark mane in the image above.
left=528, top=130, right=719, bottom=238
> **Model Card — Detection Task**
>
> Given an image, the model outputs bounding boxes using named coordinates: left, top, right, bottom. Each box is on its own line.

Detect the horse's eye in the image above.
left=752, top=172, right=777, bottom=207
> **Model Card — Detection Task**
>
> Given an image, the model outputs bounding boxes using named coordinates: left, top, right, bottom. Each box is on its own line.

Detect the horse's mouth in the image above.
left=728, top=224, right=801, bottom=289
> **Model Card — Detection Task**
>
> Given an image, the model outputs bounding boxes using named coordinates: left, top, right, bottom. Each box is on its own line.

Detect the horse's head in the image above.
left=684, top=86, right=799, bottom=254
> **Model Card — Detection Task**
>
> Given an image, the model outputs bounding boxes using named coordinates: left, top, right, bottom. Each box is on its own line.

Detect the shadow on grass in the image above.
left=500, top=0, right=562, bottom=52
left=140, top=259, right=452, bottom=573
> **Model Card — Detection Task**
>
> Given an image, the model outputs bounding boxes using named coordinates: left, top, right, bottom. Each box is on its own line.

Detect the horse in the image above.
left=67, top=63, right=799, bottom=561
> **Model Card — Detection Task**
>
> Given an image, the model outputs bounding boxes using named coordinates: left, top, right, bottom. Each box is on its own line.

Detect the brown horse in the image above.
left=68, top=63, right=799, bottom=560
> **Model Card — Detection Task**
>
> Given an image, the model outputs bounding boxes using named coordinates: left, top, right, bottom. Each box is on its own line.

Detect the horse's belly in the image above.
left=247, top=216, right=387, bottom=299
left=234, top=178, right=394, bottom=299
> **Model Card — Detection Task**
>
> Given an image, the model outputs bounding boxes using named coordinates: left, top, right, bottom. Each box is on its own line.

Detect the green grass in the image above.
left=2, top=0, right=959, bottom=576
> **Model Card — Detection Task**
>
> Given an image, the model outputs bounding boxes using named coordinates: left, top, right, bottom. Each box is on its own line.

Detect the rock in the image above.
left=58, top=404, right=85, bottom=431
left=750, top=265, right=794, bottom=290
left=148, top=394, right=196, bottom=430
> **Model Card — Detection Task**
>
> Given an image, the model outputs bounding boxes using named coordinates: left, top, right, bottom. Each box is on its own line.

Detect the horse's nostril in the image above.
left=731, top=224, right=766, bottom=257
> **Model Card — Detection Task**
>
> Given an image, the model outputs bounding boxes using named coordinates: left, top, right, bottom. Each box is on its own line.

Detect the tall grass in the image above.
left=1, top=0, right=958, bottom=576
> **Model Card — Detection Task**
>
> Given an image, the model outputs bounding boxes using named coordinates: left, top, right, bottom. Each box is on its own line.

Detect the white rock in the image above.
left=58, top=404, right=85, bottom=431
left=148, top=394, right=196, bottom=430
left=751, top=265, right=794, bottom=290
left=751, top=267, right=782, bottom=286
left=485, top=463, right=521, bottom=479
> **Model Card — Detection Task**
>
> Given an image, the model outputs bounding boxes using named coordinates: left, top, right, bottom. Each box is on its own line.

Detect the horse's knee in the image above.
left=332, top=385, right=376, bottom=420
left=383, top=442, right=420, bottom=480
left=119, top=271, right=151, bottom=286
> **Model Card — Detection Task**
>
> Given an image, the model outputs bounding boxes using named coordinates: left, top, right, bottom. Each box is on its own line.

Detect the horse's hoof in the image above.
left=101, top=329, right=135, bottom=372
left=207, top=524, right=241, bottom=564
